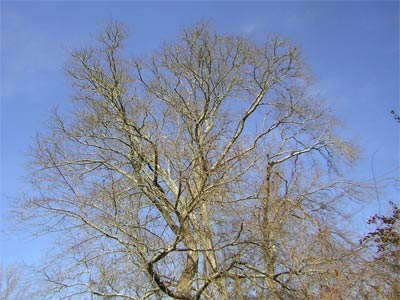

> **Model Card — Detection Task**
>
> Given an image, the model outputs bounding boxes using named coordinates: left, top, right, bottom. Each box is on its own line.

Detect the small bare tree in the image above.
left=0, top=265, right=33, bottom=300
left=18, top=23, right=379, bottom=299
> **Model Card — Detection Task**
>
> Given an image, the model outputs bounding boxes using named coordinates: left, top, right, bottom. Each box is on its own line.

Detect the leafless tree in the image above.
left=0, top=265, right=33, bottom=300
left=17, top=23, right=385, bottom=299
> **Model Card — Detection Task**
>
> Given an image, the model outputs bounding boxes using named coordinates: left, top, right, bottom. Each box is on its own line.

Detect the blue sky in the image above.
left=1, top=1, right=398, bottom=266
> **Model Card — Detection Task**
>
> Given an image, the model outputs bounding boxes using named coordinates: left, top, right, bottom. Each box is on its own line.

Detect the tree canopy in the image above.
left=16, top=23, right=398, bottom=300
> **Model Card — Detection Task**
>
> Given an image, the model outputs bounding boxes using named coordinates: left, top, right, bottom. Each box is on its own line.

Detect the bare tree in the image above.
left=18, top=23, right=379, bottom=299
left=0, top=265, right=33, bottom=300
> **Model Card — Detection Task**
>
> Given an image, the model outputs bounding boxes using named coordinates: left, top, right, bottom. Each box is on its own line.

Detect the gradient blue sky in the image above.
left=1, top=1, right=399, bottom=266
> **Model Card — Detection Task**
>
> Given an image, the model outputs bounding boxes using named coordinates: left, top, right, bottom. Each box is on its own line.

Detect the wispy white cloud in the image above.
left=240, top=22, right=260, bottom=35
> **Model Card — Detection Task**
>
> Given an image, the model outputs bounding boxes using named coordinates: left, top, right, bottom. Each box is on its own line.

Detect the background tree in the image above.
left=18, top=23, right=380, bottom=299
left=357, top=110, right=400, bottom=300
left=361, top=201, right=400, bottom=298
left=0, top=265, right=34, bottom=300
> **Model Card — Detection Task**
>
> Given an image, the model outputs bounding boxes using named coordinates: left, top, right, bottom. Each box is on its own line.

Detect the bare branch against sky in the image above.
left=1, top=2, right=398, bottom=300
